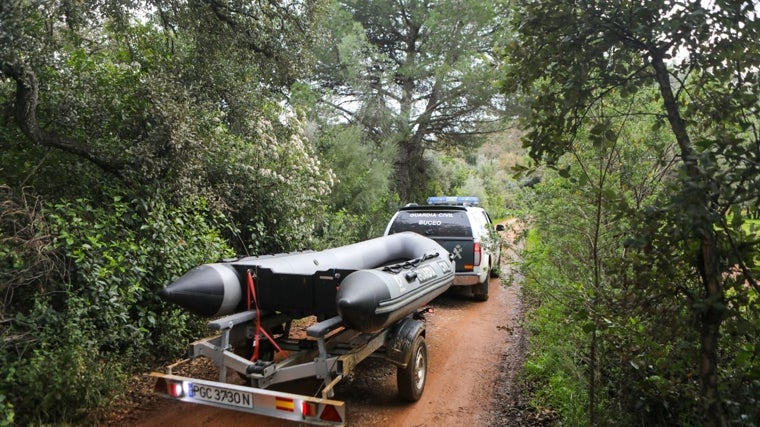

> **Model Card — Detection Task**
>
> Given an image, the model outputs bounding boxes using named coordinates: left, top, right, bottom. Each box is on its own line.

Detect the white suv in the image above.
left=383, top=196, right=504, bottom=301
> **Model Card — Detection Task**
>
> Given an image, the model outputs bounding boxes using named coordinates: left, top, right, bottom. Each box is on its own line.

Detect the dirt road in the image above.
left=117, top=224, right=525, bottom=427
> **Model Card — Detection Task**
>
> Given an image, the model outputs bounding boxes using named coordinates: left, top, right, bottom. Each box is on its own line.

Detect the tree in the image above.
left=312, top=0, right=511, bottom=202
left=500, top=1, right=760, bottom=425
left=0, top=1, right=334, bottom=423
left=520, top=90, right=704, bottom=424
left=0, top=0, right=333, bottom=252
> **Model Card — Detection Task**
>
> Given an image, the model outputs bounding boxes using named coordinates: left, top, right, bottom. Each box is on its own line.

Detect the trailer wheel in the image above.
left=397, top=335, right=427, bottom=402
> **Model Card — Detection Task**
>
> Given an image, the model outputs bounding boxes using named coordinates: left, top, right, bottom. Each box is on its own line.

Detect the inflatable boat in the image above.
left=160, top=232, right=454, bottom=332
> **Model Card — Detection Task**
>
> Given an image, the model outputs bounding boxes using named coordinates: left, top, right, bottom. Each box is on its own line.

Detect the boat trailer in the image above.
left=151, top=306, right=431, bottom=426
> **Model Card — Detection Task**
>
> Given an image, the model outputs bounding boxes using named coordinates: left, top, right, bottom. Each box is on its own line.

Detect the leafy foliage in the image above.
left=203, top=115, right=335, bottom=253
left=0, top=188, right=233, bottom=424
left=311, top=124, right=398, bottom=245
left=1, top=0, right=334, bottom=250
left=519, top=113, right=712, bottom=424
left=505, top=6, right=760, bottom=419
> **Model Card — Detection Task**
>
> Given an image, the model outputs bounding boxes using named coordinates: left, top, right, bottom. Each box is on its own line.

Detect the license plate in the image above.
left=189, top=383, right=254, bottom=409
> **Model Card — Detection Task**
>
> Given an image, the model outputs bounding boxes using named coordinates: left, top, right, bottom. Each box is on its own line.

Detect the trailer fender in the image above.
left=386, top=317, right=426, bottom=367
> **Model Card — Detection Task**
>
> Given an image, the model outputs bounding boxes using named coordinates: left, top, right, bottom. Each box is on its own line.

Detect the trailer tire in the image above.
left=397, top=335, right=427, bottom=402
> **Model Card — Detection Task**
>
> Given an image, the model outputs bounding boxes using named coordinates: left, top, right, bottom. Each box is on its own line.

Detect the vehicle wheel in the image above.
left=397, top=335, right=427, bottom=402
left=490, top=256, right=501, bottom=278
left=473, top=278, right=489, bottom=301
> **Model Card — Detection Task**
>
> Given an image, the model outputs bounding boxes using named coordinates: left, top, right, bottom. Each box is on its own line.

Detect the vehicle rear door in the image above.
left=386, top=209, right=474, bottom=272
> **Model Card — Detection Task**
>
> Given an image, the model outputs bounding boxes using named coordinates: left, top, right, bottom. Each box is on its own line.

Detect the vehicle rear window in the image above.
left=387, top=210, right=473, bottom=237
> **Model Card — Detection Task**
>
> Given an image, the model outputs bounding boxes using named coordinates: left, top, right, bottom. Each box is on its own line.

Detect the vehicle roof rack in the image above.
left=426, top=196, right=480, bottom=206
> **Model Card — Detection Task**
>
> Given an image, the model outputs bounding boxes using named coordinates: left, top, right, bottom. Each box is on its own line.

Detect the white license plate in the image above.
left=189, top=383, right=254, bottom=409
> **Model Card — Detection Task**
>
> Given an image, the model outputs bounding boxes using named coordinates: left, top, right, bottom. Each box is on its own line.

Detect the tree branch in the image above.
left=1, top=60, right=127, bottom=178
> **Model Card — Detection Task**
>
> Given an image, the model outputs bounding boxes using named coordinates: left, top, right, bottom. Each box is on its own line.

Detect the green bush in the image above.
left=9, top=296, right=127, bottom=422
left=521, top=229, right=589, bottom=425
left=518, top=164, right=760, bottom=425
left=0, top=392, right=13, bottom=427
left=1, top=193, right=232, bottom=424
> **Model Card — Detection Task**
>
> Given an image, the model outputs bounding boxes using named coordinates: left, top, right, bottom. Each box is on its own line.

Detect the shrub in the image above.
left=1, top=192, right=232, bottom=424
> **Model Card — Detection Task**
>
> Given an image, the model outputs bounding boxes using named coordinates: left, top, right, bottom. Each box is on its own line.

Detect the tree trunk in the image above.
left=699, top=234, right=726, bottom=427
left=395, top=137, right=424, bottom=202
left=1, top=60, right=127, bottom=176
left=394, top=35, right=423, bottom=202
left=650, top=52, right=728, bottom=427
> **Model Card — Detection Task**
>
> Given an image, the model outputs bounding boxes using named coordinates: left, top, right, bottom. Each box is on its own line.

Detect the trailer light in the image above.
left=168, top=381, right=184, bottom=398
left=154, top=377, right=185, bottom=398
left=302, top=401, right=317, bottom=417
left=320, top=404, right=343, bottom=422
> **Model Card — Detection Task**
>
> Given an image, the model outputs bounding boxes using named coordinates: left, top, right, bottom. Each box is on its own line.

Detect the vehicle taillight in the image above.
left=473, top=242, right=481, bottom=266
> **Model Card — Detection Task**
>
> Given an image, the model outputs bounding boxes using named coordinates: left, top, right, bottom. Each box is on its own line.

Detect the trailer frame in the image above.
left=151, top=307, right=429, bottom=426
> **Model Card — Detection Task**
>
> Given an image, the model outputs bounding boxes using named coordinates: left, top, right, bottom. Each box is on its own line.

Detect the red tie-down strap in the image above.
left=246, top=270, right=287, bottom=361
